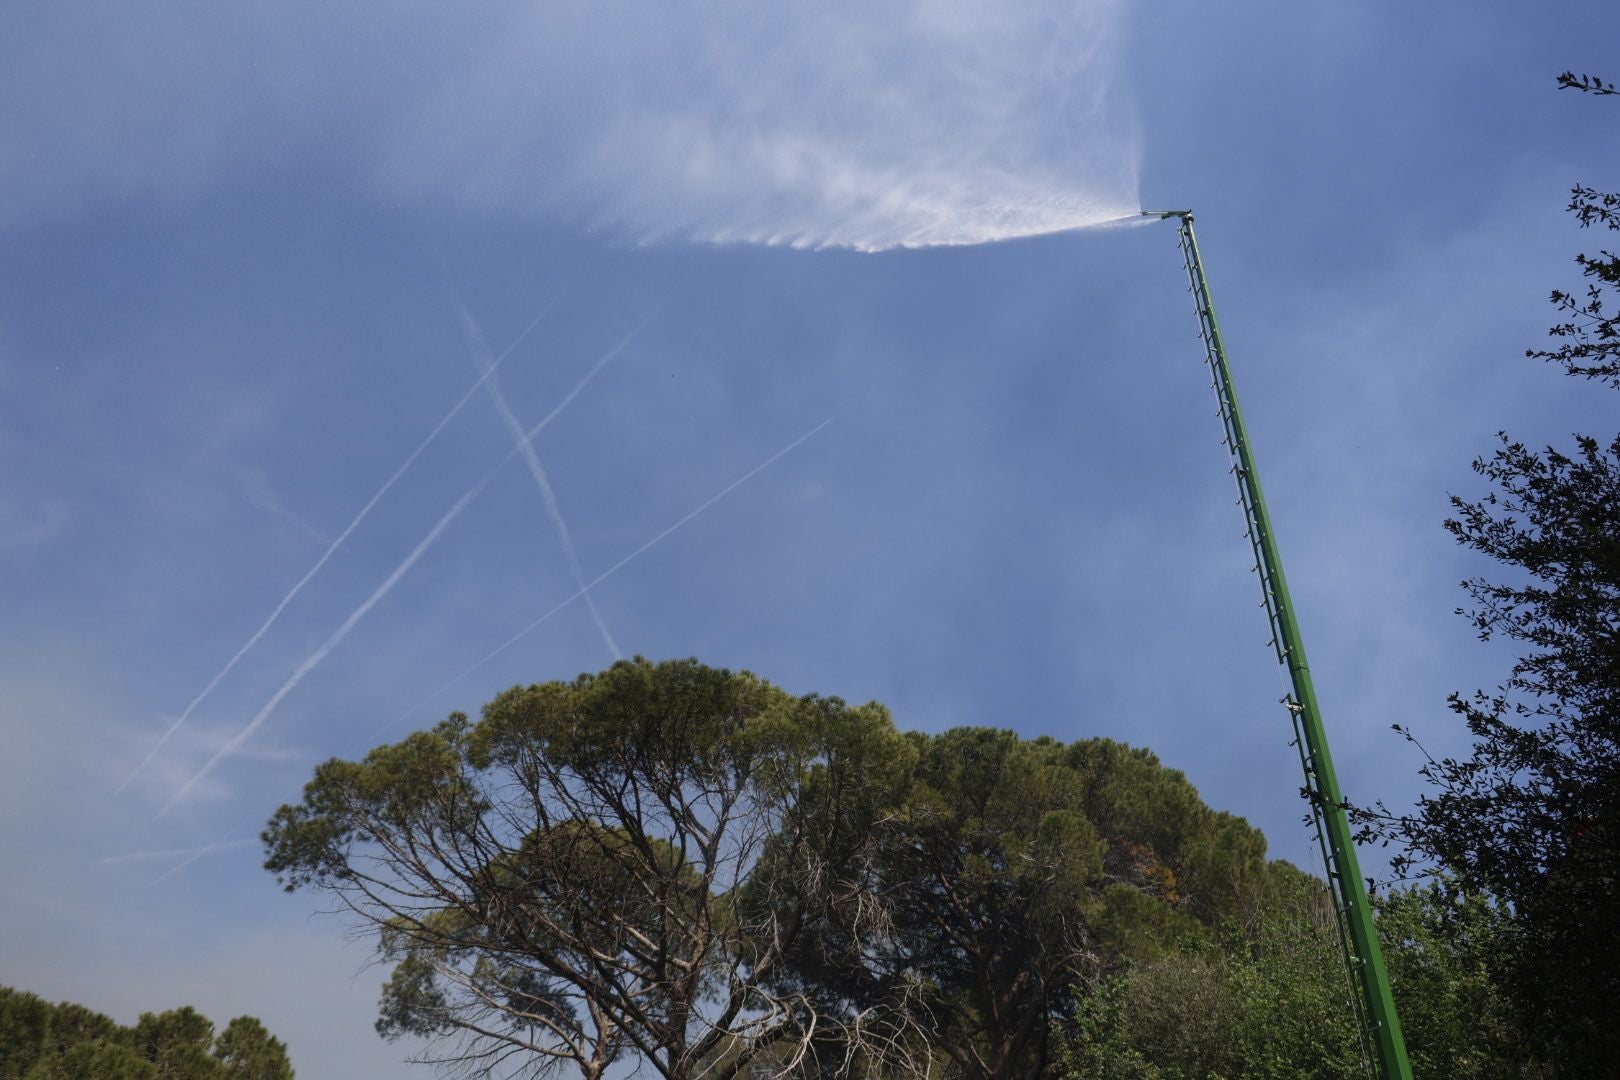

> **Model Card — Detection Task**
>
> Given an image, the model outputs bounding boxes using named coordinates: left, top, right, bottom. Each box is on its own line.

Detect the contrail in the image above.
left=149, top=817, right=254, bottom=886
left=152, top=414, right=831, bottom=882
left=445, top=280, right=629, bottom=661
left=159, top=468, right=503, bottom=814
left=112, top=299, right=562, bottom=798
left=361, top=415, right=836, bottom=748
left=157, top=318, right=649, bottom=815
left=99, top=839, right=256, bottom=866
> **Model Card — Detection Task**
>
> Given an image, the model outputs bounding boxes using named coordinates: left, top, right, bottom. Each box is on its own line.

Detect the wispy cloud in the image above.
left=235, top=469, right=338, bottom=549
left=377, top=1, right=1141, bottom=249
left=3, top=2, right=1138, bottom=249
left=113, top=303, right=557, bottom=799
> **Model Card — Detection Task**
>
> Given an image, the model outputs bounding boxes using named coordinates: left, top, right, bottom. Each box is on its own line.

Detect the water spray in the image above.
left=1144, top=210, right=1412, bottom=1080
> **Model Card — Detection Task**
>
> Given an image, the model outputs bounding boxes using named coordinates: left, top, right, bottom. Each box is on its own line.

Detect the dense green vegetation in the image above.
left=264, top=657, right=1229, bottom=1077
left=264, top=658, right=1534, bottom=1079
left=1056, top=875, right=1523, bottom=1079
left=0, top=988, right=293, bottom=1080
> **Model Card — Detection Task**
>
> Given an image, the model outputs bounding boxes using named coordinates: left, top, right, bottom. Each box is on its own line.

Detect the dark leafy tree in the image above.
left=23, top=1040, right=158, bottom=1080
left=0, top=987, right=293, bottom=1080
left=872, top=730, right=1111, bottom=1080
left=1055, top=872, right=1520, bottom=1080
left=1373, top=883, right=1519, bottom=1078
left=134, top=1006, right=223, bottom=1079
left=211, top=1018, right=294, bottom=1080
left=776, top=730, right=1276, bottom=1080
left=0, top=988, right=52, bottom=1080
left=263, top=658, right=920, bottom=1080
left=1532, top=73, right=1620, bottom=386
left=1352, top=73, right=1620, bottom=1074
left=1056, top=865, right=1362, bottom=1080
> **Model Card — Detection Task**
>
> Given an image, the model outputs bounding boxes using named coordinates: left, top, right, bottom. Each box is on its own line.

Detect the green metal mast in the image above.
left=1145, top=210, right=1412, bottom=1080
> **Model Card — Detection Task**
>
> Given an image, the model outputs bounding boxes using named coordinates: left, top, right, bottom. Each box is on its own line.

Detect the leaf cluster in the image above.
left=0, top=987, right=293, bottom=1080
left=1056, top=874, right=1520, bottom=1080
left=1530, top=74, right=1620, bottom=385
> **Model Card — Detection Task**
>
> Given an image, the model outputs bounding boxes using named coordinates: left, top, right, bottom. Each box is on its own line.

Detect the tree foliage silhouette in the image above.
left=1354, top=72, right=1620, bottom=1074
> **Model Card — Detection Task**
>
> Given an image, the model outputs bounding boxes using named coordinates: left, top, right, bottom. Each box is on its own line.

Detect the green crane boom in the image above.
left=1145, top=209, right=1412, bottom=1080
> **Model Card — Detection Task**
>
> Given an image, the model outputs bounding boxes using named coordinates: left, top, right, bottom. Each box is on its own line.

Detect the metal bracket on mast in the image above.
left=1141, top=210, right=1412, bottom=1080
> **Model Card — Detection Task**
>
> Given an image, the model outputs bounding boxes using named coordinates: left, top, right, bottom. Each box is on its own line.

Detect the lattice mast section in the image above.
left=1145, top=210, right=1412, bottom=1080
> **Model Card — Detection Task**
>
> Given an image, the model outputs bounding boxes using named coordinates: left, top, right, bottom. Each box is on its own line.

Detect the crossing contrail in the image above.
left=446, top=281, right=629, bottom=661
left=361, top=415, right=835, bottom=748
left=156, top=316, right=650, bottom=815
left=159, top=468, right=502, bottom=814
left=149, top=817, right=254, bottom=886
left=112, top=299, right=561, bottom=798
left=149, top=413, right=830, bottom=880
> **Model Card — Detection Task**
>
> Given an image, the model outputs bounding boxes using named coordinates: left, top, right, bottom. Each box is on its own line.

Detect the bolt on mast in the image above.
left=1143, top=209, right=1411, bottom=1080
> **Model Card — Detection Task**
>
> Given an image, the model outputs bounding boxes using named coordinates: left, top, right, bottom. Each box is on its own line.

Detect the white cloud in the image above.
left=1, top=1, right=1139, bottom=250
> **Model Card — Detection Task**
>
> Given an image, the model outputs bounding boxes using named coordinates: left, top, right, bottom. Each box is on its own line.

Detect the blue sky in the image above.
left=2, top=2, right=1617, bottom=1075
